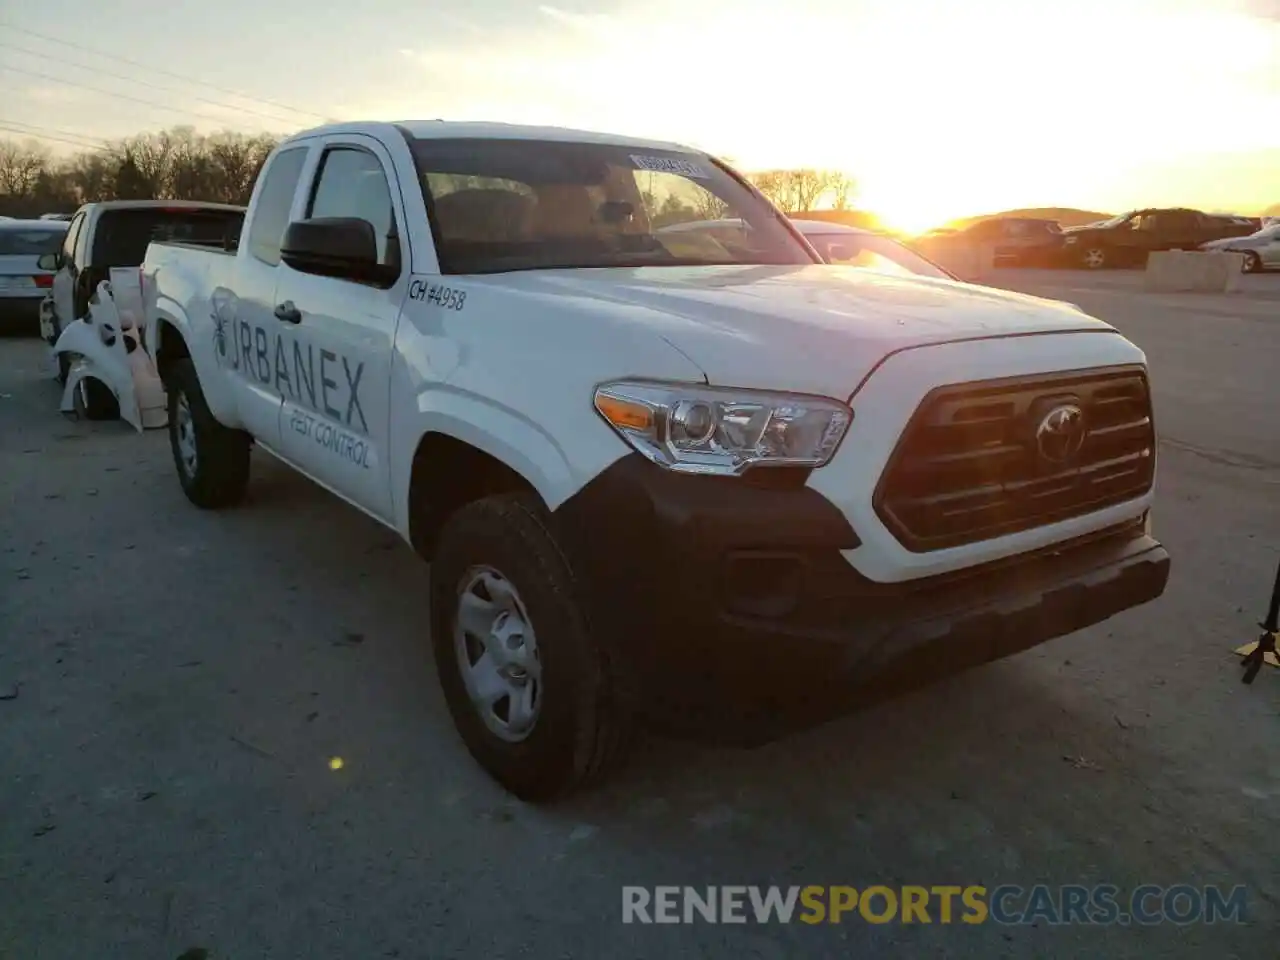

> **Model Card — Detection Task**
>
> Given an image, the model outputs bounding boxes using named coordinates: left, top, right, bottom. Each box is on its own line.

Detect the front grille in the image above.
left=875, top=366, right=1155, bottom=552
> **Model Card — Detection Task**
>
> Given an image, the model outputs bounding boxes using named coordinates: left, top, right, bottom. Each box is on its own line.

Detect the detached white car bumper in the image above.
left=51, top=284, right=167, bottom=431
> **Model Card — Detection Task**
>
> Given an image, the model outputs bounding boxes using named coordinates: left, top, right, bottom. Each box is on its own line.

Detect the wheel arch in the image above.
left=150, top=297, right=241, bottom=428
left=152, top=317, right=191, bottom=389
left=405, top=430, right=550, bottom=560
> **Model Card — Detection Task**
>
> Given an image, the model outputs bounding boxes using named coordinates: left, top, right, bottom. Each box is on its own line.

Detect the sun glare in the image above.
left=368, top=0, right=1280, bottom=226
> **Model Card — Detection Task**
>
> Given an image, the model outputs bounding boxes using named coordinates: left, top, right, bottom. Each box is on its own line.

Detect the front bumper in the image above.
left=553, top=454, right=1170, bottom=743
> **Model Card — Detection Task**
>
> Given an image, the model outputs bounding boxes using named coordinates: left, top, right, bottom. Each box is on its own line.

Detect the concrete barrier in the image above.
left=1224, top=257, right=1258, bottom=295
left=1144, top=250, right=1246, bottom=293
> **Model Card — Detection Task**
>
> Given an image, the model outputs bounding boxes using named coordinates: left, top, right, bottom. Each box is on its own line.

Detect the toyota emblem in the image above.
left=1035, top=404, right=1086, bottom=463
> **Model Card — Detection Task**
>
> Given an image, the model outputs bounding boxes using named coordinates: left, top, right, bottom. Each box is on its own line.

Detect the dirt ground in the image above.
left=2, top=271, right=1278, bottom=959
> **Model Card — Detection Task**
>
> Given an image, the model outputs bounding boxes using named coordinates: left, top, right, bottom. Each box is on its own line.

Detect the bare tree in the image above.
left=66, top=152, right=116, bottom=204
left=692, top=190, right=729, bottom=221
left=112, top=130, right=181, bottom=197
left=170, top=127, right=216, bottom=200
left=825, top=173, right=857, bottom=211
left=207, top=132, right=277, bottom=204
left=745, top=169, right=858, bottom=214
left=0, top=139, right=51, bottom=196
left=787, top=169, right=834, bottom=213
left=747, top=170, right=794, bottom=210
left=114, top=153, right=151, bottom=200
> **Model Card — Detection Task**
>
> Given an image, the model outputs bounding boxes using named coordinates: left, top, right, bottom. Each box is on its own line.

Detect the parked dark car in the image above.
left=911, top=217, right=1064, bottom=267
left=1060, top=208, right=1256, bottom=269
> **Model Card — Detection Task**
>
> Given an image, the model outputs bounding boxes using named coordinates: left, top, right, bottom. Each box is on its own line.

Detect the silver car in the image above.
left=0, top=219, right=68, bottom=334
left=1200, top=223, right=1280, bottom=273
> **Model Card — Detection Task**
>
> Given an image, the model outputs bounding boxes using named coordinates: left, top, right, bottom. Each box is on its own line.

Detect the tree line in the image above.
left=0, top=125, right=859, bottom=218
left=0, top=127, right=284, bottom=217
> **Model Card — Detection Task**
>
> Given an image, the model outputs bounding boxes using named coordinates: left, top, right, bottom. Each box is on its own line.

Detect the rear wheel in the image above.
left=167, top=359, right=251, bottom=508
left=429, top=493, right=630, bottom=801
left=1241, top=252, right=1262, bottom=274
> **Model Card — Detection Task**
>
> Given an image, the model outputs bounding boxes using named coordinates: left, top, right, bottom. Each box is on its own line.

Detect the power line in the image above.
left=0, top=118, right=108, bottom=147
left=0, top=64, right=292, bottom=131
left=0, top=22, right=331, bottom=122
left=0, top=122, right=104, bottom=150
left=0, top=40, right=307, bottom=127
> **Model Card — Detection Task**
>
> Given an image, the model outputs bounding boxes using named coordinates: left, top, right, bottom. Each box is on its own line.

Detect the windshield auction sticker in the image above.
left=630, top=155, right=710, bottom=179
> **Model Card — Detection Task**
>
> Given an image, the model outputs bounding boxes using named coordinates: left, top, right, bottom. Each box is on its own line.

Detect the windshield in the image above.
left=1090, top=213, right=1132, bottom=228
left=409, top=137, right=815, bottom=274
left=0, top=225, right=66, bottom=256
left=805, top=231, right=952, bottom=279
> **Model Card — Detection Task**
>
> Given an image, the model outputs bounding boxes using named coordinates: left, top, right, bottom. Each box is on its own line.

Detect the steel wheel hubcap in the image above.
left=453, top=566, right=542, bottom=743
left=1085, top=249, right=1104, bottom=267
left=175, top=393, right=198, bottom=477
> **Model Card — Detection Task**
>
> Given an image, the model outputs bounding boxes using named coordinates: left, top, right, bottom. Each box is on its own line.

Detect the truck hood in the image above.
left=475, top=264, right=1112, bottom=398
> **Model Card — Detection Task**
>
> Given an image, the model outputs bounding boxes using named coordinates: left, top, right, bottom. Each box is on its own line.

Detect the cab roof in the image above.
left=286, top=120, right=698, bottom=154
left=84, top=200, right=245, bottom=213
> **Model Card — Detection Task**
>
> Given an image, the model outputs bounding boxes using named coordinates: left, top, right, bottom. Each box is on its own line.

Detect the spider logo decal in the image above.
left=212, top=310, right=229, bottom=360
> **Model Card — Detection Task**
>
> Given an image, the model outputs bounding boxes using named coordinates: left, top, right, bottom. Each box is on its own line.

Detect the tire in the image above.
left=1082, top=246, right=1107, bottom=269
left=75, top=376, right=119, bottom=421
left=429, top=493, right=630, bottom=801
left=1241, top=252, right=1262, bottom=274
left=167, top=358, right=251, bottom=509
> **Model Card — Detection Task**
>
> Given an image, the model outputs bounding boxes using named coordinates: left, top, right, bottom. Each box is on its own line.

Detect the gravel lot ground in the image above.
left=2, top=271, right=1278, bottom=959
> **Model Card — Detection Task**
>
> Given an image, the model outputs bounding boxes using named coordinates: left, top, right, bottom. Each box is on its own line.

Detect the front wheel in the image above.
left=429, top=493, right=631, bottom=801
left=1082, top=246, right=1107, bottom=269
left=167, top=359, right=251, bottom=509
left=1241, top=252, right=1262, bottom=274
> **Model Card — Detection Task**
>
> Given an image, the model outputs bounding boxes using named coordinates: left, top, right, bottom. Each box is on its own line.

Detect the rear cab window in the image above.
left=91, top=207, right=245, bottom=267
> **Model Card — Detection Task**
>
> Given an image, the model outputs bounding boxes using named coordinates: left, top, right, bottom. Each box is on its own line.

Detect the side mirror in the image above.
left=280, top=217, right=393, bottom=285
left=37, top=252, right=60, bottom=271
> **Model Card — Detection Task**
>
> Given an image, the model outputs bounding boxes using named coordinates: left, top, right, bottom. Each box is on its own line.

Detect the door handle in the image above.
left=274, top=301, right=301, bottom=324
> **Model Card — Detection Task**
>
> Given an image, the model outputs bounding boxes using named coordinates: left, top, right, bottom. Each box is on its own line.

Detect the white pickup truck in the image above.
left=143, top=121, right=1170, bottom=800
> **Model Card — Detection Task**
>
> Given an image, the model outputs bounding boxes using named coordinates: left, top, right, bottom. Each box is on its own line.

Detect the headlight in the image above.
left=593, top=380, right=852, bottom=476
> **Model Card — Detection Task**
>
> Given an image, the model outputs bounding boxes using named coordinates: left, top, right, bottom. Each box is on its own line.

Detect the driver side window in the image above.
left=307, top=147, right=400, bottom=270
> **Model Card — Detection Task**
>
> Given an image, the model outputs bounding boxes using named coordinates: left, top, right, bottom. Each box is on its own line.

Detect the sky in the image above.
left=1, top=0, right=1278, bottom=230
